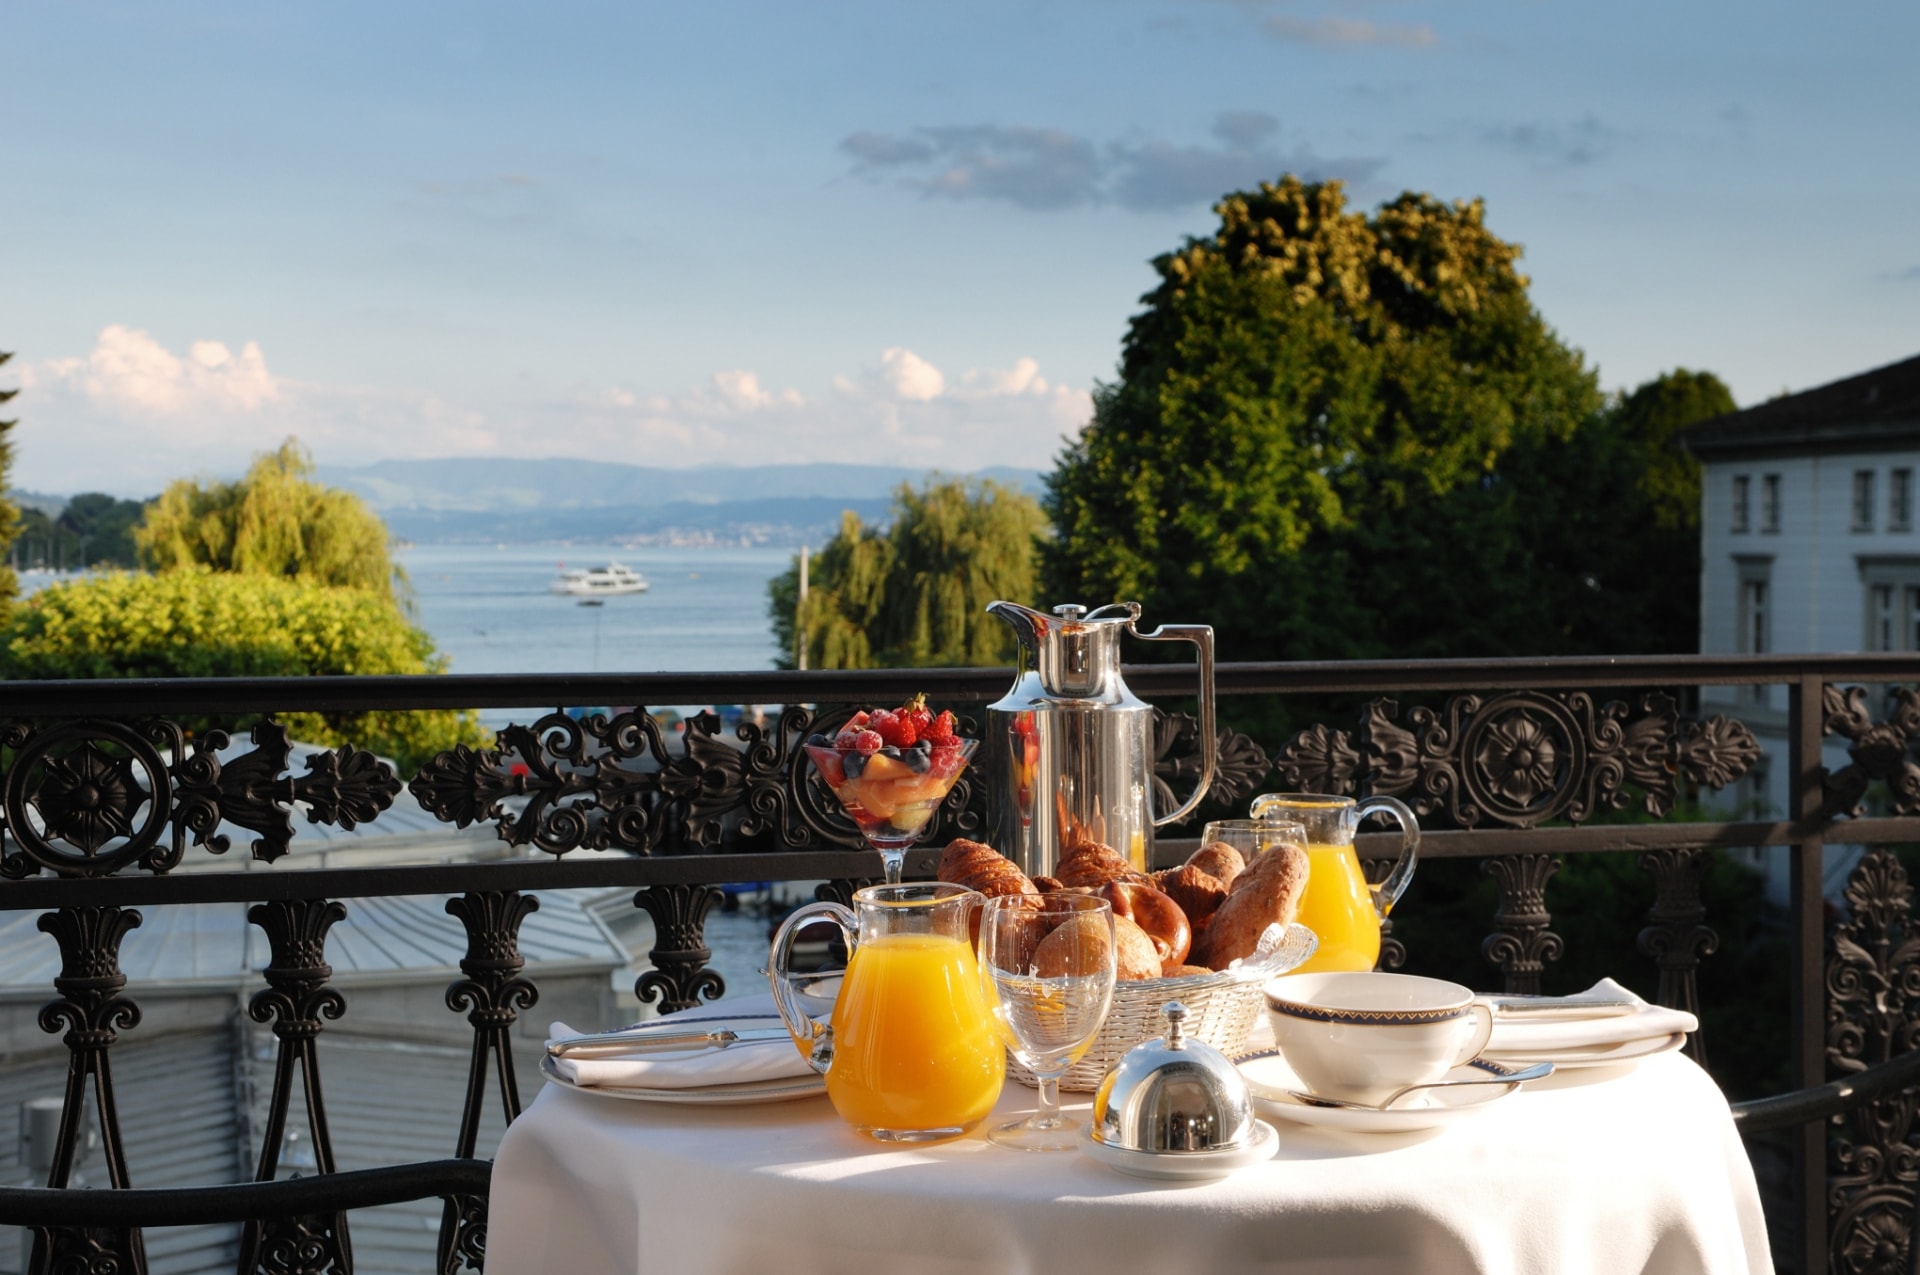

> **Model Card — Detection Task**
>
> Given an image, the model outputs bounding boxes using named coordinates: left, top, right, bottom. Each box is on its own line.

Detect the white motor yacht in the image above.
left=548, top=562, right=650, bottom=597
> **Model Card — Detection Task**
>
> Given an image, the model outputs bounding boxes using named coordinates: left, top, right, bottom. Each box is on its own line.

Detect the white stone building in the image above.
left=1684, top=353, right=1920, bottom=892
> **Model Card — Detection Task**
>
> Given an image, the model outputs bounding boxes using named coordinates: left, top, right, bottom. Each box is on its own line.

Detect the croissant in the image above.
left=937, top=839, right=1037, bottom=900
left=1055, top=840, right=1151, bottom=889
left=1192, top=838, right=1309, bottom=969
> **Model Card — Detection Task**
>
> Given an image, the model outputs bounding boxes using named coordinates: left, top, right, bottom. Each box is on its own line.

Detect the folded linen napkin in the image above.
left=1480, top=979, right=1697, bottom=1055
left=547, top=993, right=815, bottom=1089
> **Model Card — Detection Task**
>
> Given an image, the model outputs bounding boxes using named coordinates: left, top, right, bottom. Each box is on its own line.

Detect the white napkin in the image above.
left=1480, top=978, right=1697, bottom=1054
left=547, top=993, right=816, bottom=1089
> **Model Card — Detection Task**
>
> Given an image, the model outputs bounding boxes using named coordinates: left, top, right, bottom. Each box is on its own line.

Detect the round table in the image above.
left=486, top=1046, right=1773, bottom=1275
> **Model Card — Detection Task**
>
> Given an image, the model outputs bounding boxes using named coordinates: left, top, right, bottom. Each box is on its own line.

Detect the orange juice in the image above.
left=1291, top=844, right=1382, bottom=973
left=826, top=932, right=1005, bottom=1137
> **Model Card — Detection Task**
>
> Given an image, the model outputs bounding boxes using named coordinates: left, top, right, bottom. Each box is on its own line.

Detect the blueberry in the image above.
left=842, top=752, right=868, bottom=779
left=807, top=733, right=832, bottom=748
left=904, top=746, right=931, bottom=774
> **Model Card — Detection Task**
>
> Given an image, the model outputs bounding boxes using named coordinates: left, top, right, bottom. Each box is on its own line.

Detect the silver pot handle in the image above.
left=1132, top=622, right=1216, bottom=827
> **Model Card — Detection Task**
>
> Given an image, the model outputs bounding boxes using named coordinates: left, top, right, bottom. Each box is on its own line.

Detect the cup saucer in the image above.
left=1081, top=1119, right=1280, bottom=1180
left=1235, top=1053, right=1521, bottom=1134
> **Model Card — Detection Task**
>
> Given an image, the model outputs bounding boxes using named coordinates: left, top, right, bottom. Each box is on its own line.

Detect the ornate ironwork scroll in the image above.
left=1483, top=854, right=1563, bottom=995
left=438, top=891, right=540, bottom=1274
left=0, top=718, right=397, bottom=878
left=1151, top=712, right=1272, bottom=825
left=240, top=899, right=351, bottom=1275
left=1637, top=848, right=1718, bottom=1065
left=635, top=884, right=725, bottom=1013
left=1273, top=693, right=1758, bottom=829
left=1824, top=685, right=1920, bottom=817
left=1826, top=847, right=1920, bottom=1275
left=412, top=707, right=988, bottom=856
left=30, top=905, right=148, bottom=1275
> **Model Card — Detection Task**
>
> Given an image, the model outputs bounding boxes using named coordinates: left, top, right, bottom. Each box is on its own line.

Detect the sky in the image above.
left=4, top=0, right=1917, bottom=496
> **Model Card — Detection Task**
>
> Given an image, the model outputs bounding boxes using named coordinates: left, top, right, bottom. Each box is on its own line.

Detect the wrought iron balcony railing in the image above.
left=0, top=654, right=1915, bottom=1274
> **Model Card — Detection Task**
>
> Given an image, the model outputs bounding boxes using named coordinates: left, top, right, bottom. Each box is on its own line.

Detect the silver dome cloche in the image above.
left=1090, top=1001, right=1257, bottom=1154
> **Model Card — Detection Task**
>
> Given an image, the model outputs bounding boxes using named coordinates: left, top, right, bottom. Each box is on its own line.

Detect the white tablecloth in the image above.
left=487, top=1050, right=1773, bottom=1275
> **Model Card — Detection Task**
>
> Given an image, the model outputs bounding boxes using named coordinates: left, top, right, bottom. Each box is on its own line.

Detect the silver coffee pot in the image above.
left=985, top=601, right=1216, bottom=878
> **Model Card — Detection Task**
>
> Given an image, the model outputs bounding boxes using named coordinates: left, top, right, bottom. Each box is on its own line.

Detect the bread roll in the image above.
left=1153, top=863, right=1229, bottom=938
left=1192, top=838, right=1309, bottom=969
left=1031, top=911, right=1115, bottom=978
left=1186, top=840, right=1247, bottom=892
left=1111, top=914, right=1164, bottom=980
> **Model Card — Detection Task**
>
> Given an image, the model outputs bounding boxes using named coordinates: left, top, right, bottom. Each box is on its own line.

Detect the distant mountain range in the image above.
left=310, top=459, right=1047, bottom=546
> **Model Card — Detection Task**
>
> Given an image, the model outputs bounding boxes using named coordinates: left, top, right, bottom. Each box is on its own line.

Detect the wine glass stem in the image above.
left=1034, top=1073, right=1063, bottom=1127
left=881, top=850, right=904, bottom=885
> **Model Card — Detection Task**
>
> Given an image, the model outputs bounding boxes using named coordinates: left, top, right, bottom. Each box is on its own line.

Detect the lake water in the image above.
left=398, top=542, right=793, bottom=679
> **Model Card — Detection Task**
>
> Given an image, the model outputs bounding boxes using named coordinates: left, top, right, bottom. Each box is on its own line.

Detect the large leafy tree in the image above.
left=768, top=476, right=1047, bottom=669
left=136, top=437, right=400, bottom=600
left=1045, top=177, right=1611, bottom=661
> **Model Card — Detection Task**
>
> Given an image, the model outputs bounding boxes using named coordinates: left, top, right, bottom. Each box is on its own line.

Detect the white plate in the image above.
left=539, top=1054, right=827, bottom=1105
left=1081, top=1119, right=1280, bottom=1180
left=1236, top=1053, right=1522, bottom=1133
left=1481, top=1032, right=1686, bottom=1069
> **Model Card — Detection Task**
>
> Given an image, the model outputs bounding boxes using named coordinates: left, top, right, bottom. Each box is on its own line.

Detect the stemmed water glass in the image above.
left=803, top=737, right=978, bottom=885
left=979, top=893, right=1117, bottom=1151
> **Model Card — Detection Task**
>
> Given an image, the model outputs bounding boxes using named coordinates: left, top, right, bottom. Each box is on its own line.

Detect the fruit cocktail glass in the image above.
left=803, top=736, right=979, bottom=885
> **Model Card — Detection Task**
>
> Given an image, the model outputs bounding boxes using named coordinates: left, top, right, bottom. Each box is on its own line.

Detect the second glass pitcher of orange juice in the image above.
left=769, top=883, right=1004, bottom=1141
left=1249, top=792, right=1419, bottom=974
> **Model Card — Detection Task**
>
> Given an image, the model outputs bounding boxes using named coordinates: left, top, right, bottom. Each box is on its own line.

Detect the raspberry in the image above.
left=852, top=729, right=884, bottom=754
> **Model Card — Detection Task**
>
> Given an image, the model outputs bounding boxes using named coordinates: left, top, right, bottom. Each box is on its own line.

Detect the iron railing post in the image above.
left=1788, top=672, right=1827, bottom=1274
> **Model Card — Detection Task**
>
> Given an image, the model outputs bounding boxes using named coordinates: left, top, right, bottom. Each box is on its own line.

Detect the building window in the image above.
left=1854, top=470, right=1877, bottom=532
left=1860, top=558, right=1920, bottom=650
left=1731, top=475, right=1750, bottom=533
left=1894, top=469, right=1914, bottom=533
left=1761, top=474, right=1781, bottom=533
left=1737, top=559, right=1771, bottom=655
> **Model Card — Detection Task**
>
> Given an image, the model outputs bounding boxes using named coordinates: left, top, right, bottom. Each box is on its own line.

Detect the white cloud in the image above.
left=8, top=328, right=1090, bottom=493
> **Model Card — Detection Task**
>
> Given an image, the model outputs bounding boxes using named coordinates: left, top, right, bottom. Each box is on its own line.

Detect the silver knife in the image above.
left=1481, top=995, right=1638, bottom=1018
left=547, top=1027, right=797, bottom=1059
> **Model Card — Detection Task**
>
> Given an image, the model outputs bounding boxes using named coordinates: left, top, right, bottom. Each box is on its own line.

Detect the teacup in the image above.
left=1263, top=971, right=1494, bottom=1106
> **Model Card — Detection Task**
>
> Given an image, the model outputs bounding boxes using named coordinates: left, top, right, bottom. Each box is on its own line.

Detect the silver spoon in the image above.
left=1288, top=1061, right=1555, bottom=1111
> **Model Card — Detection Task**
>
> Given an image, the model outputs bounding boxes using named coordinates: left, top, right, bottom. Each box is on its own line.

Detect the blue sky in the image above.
left=4, top=0, right=1916, bottom=495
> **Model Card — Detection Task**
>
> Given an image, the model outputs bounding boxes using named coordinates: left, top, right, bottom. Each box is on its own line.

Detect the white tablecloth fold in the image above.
left=547, top=993, right=814, bottom=1089
left=1480, top=977, right=1698, bottom=1053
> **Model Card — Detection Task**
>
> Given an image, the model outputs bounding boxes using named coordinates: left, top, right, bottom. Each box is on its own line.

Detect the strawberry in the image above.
left=871, top=707, right=917, bottom=748
left=902, top=694, right=934, bottom=739
left=924, top=710, right=958, bottom=744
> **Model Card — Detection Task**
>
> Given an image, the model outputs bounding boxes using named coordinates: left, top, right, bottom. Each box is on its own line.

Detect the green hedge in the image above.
left=0, top=570, right=485, bottom=773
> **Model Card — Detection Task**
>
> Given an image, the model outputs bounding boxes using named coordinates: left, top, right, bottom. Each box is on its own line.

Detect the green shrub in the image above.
left=0, top=570, right=484, bottom=773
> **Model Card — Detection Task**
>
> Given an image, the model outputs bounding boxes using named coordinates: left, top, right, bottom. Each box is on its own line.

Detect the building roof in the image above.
left=1681, top=353, right=1920, bottom=458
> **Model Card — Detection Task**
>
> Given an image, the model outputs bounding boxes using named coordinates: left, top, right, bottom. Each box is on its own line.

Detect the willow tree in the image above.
left=768, top=476, right=1047, bottom=669
left=136, top=437, right=400, bottom=601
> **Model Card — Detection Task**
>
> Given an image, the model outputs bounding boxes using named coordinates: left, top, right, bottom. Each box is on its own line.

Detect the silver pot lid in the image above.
left=1090, top=1001, right=1256, bottom=1154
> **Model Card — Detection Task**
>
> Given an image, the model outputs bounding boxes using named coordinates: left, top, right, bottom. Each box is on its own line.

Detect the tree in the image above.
left=1045, top=176, right=1618, bottom=662
left=768, top=476, right=1048, bottom=669
left=136, top=438, right=400, bottom=600
left=0, top=570, right=483, bottom=772
left=0, top=354, right=20, bottom=604
left=56, top=493, right=148, bottom=568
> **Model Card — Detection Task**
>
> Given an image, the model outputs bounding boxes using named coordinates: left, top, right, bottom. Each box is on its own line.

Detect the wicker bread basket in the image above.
left=1008, top=922, right=1318, bottom=1092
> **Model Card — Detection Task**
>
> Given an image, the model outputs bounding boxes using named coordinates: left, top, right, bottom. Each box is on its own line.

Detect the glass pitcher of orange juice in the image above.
left=1249, top=792, right=1419, bottom=974
left=769, top=883, right=1005, bottom=1141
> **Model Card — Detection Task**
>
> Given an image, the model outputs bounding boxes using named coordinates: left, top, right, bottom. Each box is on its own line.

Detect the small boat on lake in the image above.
left=549, top=562, right=650, bottom=597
